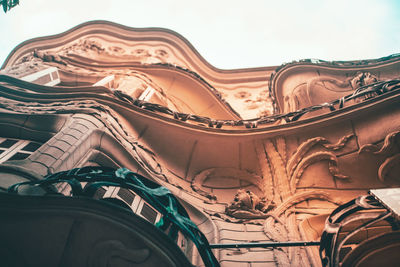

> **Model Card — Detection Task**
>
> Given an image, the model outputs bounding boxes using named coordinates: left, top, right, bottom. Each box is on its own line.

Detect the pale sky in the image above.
left=1, top=0, right=399, bottom=69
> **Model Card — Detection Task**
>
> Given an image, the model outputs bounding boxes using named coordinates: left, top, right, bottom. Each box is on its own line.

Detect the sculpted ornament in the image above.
left=284, top=72, right=378, bottom=112
left=191, top=167, right=264, bottom=202
left=359, top=130, right=400, bottom=183
left=33, top=49, right=67, bottom=65
left=54, top=38, right=173, bottom=65
left=225, top=189, right=275, bottom=219
left=350, top=71, right=378, bottom=89
left=254, top=135, right=352, bottom=266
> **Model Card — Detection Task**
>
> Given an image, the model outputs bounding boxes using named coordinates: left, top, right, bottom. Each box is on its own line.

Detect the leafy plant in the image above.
left=1, top=0, right=19, bottom=13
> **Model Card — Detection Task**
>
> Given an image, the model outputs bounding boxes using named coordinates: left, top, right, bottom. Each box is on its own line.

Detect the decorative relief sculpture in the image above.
left=218, top=135, right=353, bottom=266
left=220, top=135, right=352, bottom=225
left=231, top=88, right=274, bottom=119
left=350, top=71, right=378, bottom=89
left=33, top=49, right=67, bottom=65
left=191, top=168, right=264, bottom=202
left=234, top=91, right=251, bottom=99
left=79, top=39, right=105, bottom=53
left=225, top=189, right=275, bottom=219
left=27, top=37, right=178, bottom=69
left=286, top=135, right=353, bottom=192
left=58, top=38, right=174, bottom=65
left=284, top=72, right=378, bottom=112
left=359, top=131, right=400, bottom=183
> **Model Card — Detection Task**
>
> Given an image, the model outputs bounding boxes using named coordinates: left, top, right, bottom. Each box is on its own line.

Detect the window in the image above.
left=92, top=75, right=114, bottom=89
left=117, top=188, right=136, bottom=205
left=0, top=137, right=42, bottom=163
left=176, top=231, right=193, bottom=257
left=101, top=186, right=162, bottom=224
left=93, top=187, right=106, bottom=199
left=21, top=67, right=60, bottom=86
left=139, top=202, right=158, bottom=224
left=138, top=86, right=156, bottom=101
left=85, top=184, right=192, bottom=257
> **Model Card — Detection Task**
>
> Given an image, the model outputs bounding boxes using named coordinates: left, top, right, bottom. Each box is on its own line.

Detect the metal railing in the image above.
left=113, top=78, right=400, bottom=129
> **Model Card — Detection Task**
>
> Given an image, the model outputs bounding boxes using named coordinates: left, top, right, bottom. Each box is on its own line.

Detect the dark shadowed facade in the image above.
left=0, top=21, right=399, bottom=266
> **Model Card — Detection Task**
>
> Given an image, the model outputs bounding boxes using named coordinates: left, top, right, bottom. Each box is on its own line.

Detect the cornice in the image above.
left=2, top=20, right=274, bottom=87
left=269, top=54, right=400, bottom=113
left=0, top=74, right=399, bottom=137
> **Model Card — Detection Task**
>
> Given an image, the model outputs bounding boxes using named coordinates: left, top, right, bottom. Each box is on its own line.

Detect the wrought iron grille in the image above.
left=8, top=167, right=220, bottom=267
left=319, top=194, right=400, bottom=267
left=113, top=78, right=400, bottom=129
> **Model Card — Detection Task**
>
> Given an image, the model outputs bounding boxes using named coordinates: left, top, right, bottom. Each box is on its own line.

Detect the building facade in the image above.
left=0, top=21, right=400, bottom=266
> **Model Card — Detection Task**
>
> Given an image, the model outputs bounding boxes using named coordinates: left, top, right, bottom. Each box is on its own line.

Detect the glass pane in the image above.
left=0, top=139, right=18, bottom=148
left=8, top=152, right=30, bottom=161
left=140, top=202, right=158, bottom=224
left=22, top=142, right=41, bottom=152
left=93, top=187, right=106, bottom=199
left=51, top=71, right=59, bottom=80
left=117, top=188, right=136, bottom=205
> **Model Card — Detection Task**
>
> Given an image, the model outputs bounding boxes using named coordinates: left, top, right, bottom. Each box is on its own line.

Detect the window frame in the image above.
left=103, top=186, right=162, bottom=224
left=0, top=137, right=41, bottom=163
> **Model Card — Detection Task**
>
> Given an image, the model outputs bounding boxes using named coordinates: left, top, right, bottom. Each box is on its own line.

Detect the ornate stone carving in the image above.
left=55, top=37, right=173, bottom=65
left=80, top=39, right=106, bottom=53
left=220, top=135, right=351, bottom=228
left=231, top=88, right=273, bottom=119
left=225, top=189, right=275, bottom=219
left=33, top=49, right=67, bottom=65
left=0, top=97, right=167, bottom=182
left=234, top=91, right=251, bottom=99
left=350, top=71, right=378, bottom=89
left=287, top=135, right=353, bottom=191
left=359, top=131, right=400, bottom=183
left=254, top=135, right=353, bottom=266
left=191, top=167, right=264, bottom=202
left=283, top=72, right=379, bottom=112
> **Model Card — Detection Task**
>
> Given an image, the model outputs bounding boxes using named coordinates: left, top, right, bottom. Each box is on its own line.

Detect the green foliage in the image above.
left=1, top=0, right=19, bottom=13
